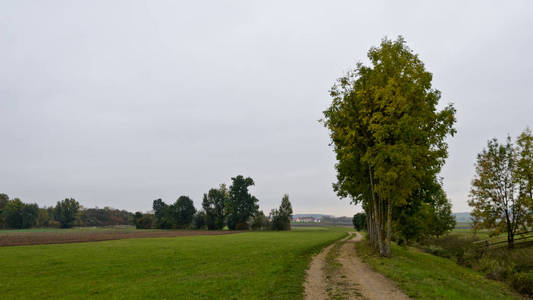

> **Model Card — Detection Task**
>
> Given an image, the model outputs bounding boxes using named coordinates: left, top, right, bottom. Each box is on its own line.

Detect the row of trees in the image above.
left=323, top=37, right=457, bottom=256
left=0, top=194, right=133, bottom=229
left=135, top=175, right=293, bottom=231
left=2, top=175, right=294, bottom=232
left=469, top=128, right=533, bottom=248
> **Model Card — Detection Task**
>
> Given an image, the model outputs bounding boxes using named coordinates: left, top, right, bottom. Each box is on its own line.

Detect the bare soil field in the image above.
left=0, top=228, right=240, bottom=246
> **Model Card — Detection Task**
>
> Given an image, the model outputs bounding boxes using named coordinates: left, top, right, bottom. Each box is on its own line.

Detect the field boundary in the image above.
left=0, top=229, right=242, bottom=247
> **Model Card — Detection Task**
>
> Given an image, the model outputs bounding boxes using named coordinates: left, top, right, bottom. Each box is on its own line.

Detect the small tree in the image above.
left=0, top=193, right=9, bottom=228
left=270, top=194, right=293, bottom=231
left=426, top=187, right=456, bottom=238
left=134, top=212, right=154, bottom=229
left=193, top=211, right=207, bottom=229
left=54, top=198, right=80, bottom=228
left=251, top=210, right=268, bottom=230
left=202, top=184, right=228, bottom=230
left=352, top=212, right=366, bottom=231
left=469, top=136, right=528, bottom=248
left=172, top=196, right=196, bottom=229
left=153, top=198, right=172, bottom=229
left=22, top=203, right=39, bottom=228
left=37, top=208, right=51, bottom=227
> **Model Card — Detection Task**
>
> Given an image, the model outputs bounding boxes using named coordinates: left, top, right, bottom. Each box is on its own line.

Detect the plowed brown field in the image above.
left=0, top=229, right=240, bottom=246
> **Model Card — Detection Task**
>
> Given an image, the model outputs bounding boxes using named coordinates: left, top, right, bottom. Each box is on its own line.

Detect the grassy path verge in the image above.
left=355, top=239, right=522, bottom=299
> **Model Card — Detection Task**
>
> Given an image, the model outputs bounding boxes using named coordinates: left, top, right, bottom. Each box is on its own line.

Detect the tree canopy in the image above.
left=54, top=198, right=80, bottom=228
left=322, top=36, right=456, bottom=256
left=352, top=213, right=366, bottom=231
left=469, top=131, right=533, bottom=248
left=270, top=194, right=293, bottom=231
left=172, top=196, right=196, bottom=228
left=226, top=175, right=258, bottom=230
left=202, top=184, right=228, bottom=230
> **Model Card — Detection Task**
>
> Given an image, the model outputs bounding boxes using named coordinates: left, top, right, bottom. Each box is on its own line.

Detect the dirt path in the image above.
left=304, top=232, right=409, bottom=300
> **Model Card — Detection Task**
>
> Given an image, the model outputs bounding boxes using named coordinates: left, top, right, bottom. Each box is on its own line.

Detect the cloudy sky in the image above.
left=1, top=1, right=532, bottom=216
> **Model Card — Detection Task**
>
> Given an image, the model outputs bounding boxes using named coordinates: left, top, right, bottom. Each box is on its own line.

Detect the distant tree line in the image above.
left=1, top=175, right=294, bottom=232
left=0, top=194, right=133, bottom=229
left=135, top=175, right=293, bottom=231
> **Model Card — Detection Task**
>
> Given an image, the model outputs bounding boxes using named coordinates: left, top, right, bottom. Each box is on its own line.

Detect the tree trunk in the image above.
left=384, top=199, right=392, bottom=257
left=367, top=207, right=375, bottom=246
left=504, top=210, right=514, bottom=249
left=369, top=164, right=382, bottom=253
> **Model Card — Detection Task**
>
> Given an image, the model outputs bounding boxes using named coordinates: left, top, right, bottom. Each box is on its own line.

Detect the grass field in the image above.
left=355, top=239, right=521, bottom=300
left=0, top=227, right=349, bottom=299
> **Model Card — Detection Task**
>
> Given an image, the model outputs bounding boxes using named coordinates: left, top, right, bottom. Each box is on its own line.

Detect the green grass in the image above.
left=0, top=227, right=349, bottom=299
left=355, top=240, right=521, bottom=300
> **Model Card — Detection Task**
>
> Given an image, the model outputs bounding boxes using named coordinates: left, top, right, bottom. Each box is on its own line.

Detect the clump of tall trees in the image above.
left=0, top=194, right=39, bottom=229
left=151, top=196, right=197, bottom=229
left=322, top=37, right=457, bottom=256
left=146, top=175, right=290, bottom=231
left=469, top=128, right=533, bottom=248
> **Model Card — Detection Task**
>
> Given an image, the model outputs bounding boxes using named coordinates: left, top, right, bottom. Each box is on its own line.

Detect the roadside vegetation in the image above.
left=417, top=228, right=533, bottom=296
left=355, top=238, right=520, bottom=299
left=0, top=227, right=348, bottom=299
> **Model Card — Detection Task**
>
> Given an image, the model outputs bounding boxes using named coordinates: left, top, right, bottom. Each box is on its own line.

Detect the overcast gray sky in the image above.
left=1, top=1, right=532, bottom=216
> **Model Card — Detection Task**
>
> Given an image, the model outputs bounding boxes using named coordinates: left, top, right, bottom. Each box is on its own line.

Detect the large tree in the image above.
left=54, top=198, right=80, bottom=228
left=202, top=184, right=228, bottom=230
left=322, top=37, right=456, bottom=256
left=226, top=175, right=258, bottom=230
left=469, top=136, right=529, bottom=248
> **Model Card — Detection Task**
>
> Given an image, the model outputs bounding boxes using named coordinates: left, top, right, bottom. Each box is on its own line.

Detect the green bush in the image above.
left=511, top=272, right=533, bottom=296
left=477, top=257, right=513, bottom=281
left=134, top=213, right=154, bottom=229
left=421, top=233, right=533, bottom=296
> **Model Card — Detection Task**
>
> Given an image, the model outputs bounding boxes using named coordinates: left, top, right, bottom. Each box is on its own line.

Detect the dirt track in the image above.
left=0, top=230, right=240, bottom=247
left=304, top=232, right=409, bottom=300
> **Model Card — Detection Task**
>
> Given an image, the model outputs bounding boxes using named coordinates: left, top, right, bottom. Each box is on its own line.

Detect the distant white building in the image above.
left=292, top=217, right=321, bottom=223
